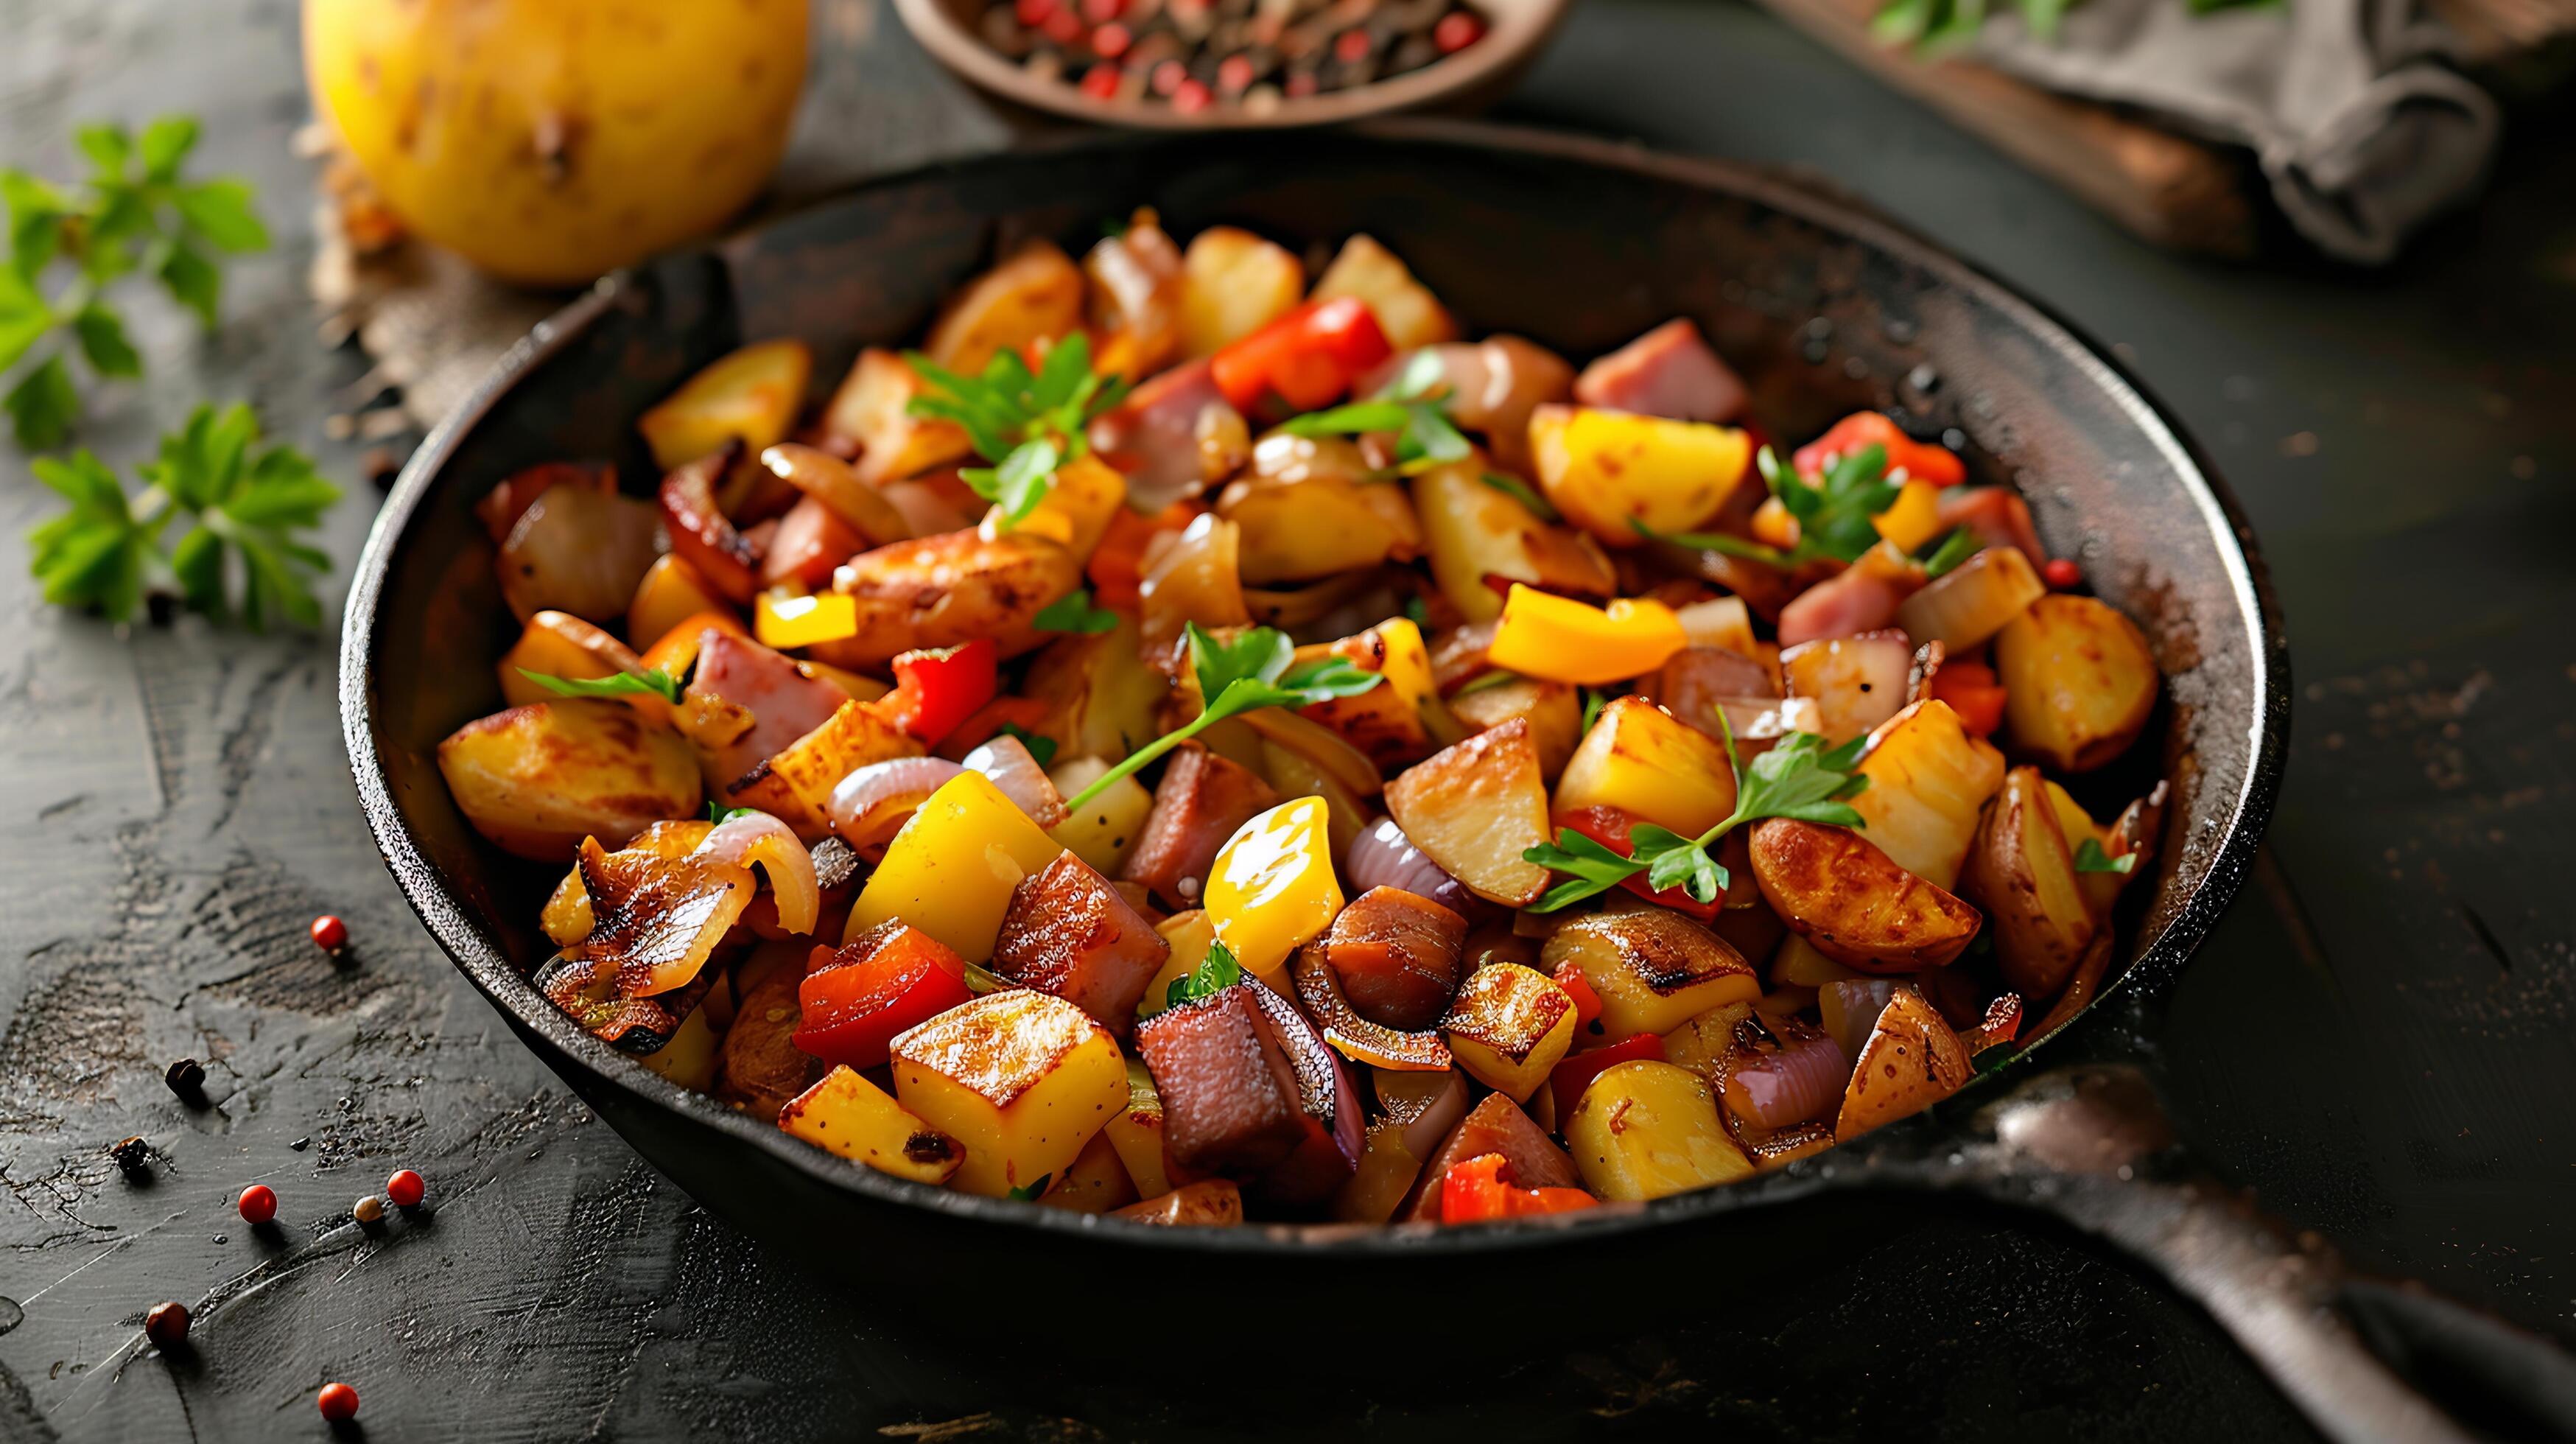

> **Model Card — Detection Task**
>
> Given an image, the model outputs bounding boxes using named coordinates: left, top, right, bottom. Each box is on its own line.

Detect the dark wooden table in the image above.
left=4, top=1, right=2569, bottom=1439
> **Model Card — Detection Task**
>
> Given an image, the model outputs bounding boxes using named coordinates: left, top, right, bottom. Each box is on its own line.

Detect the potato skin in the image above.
left=815, top=529, right=1082, bottom=670
left=1960, top=767, right=2097, bottom=1000
left=1834, top=985, right=1971, bottom=1140
left=436, top=700, right=701, bottom=861
left=1748, top=819, right=1982, bottom=972
left=1993, top=595, right=2158, bottom=772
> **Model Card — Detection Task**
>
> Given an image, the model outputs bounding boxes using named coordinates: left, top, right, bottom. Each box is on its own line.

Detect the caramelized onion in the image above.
left=1344, top=818, right=1474, bottom=916
left=1821, top=978, right=1904, bottom=1062
left=1291, top=945, right=1452, bottom=1073
left=827, top=757, right=966, bottom=847
left=692, top=811, right=819, bottom=936
left=497, top=486, right=661, bottom=624
left=1239, top=706, right=1382, bottom=799
left=561, top=838, right=753, bottom=999
left=961, top=735, right=1067, bottom=830
left=1722, top=1031, right=1850, bottom=1129
left=1375, top=1067, right=1470, bottom=1160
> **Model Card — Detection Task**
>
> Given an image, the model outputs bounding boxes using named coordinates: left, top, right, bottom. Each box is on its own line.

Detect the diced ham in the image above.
left=690, top=631, right=849, bottom=790
left=1573, top=319, right=1746, bottom=424
left=1118, top=745, right=1280, bottom=910
left=1777, top=558, right=1923, bottom=648
left=1325, top=886, right=1467, bottom=1031
left=992, top=852, right=1171, bottom=1039
left=1646, top=645, right=1782, bottom=738
left=1134, top=983, right=1312, bottom=1177
left=1396, top=1092, right=1580, bottom=1222
left=1936, top=486, right=2047, bottom=566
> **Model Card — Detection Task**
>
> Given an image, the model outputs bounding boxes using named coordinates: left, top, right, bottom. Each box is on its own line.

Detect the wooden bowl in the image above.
left=891, top=0, right=1571, bottom=128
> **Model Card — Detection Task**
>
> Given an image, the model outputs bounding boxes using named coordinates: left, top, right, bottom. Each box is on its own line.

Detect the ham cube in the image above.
left=1134, top=983, right=1312, bottom=1177
left=992, top=853, right=1171, bottom=1039
left=690, top=631, right=849, bottom=791
left=1573, top=319, right=1746, bottom=424
left=1118, top=746, right=1280, bottom=910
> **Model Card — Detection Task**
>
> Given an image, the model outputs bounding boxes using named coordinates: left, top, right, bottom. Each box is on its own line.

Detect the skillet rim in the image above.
left=338, top=117, right=2289, bottom=1255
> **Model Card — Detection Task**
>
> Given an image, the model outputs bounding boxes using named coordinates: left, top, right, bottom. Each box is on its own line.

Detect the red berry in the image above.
left=1285, top=70, right=1319, bottom=97
left=309, top=914, right=347, bottom=952
left=1090, top=22, right=1131, bottom=57
left=1334, top=27, right=1372, bottom=62
left=1015, top=0, right=1056, bottom=24
left=1041, top=8, right=1083, bottom=43
left=2042, top=557, right=2082, bottom=589
left=1081, top=0, right=1123, bottom=21
left=1079, top=63, right=1120, bottom=97
left=1171, top=78, right=1213, bottom=112
left=236, top=1183, right=276, bottom=1224
left=1150, top=60, right=1187, bottom=96
left=1217, top=55, right=1254, bottom=91
left=317, top=1382, right=359, bottom=1423
left=385, top=1169, right=426, bottom=1208
left=144, top=1301, right=191, bottom=1350
left=1433, top=10, right=1485, bottom=52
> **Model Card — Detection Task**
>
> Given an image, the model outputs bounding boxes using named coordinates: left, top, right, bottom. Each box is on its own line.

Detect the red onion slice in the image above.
left=827, top=757, right=966, bottom=847
left=960, top=735, right=1067, bottom=830
left=692, top=810, right=819, bottom=936
left=1722, top=1032, right=1850, bottom=1130
left=1376, top=1067, right=1470, bottom=1161
left=1822, top=978, right=1904, bottom=1062
left=1345, top=818, right=1475, bottom=916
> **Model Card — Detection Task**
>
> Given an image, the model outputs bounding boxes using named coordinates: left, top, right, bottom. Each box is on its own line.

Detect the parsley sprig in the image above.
left=28, top=403, right=337, bottom=628
left=1061, top=622, right=1384, bottom=813
left=1920, top=526, right=1979, bottom=578
left=1634, top=443, right=1901, bottom=569
left=1006, top=1174, right=1053, bottom=1202
left=905, top=333, right=1129, bottom=528
left=1521, top=721, right=1872, bottom=911
left=1034, top=586, right=1120, bottom=634
left=522, top=666, right=684, bottom=704
left=2, top=116, right=270, bottom=450
left=2073, top=838, right=2137, bottom=875
left=1165, top=941, right=1243, bottom=1009
left=1280, top=351, right=1471, bottom=474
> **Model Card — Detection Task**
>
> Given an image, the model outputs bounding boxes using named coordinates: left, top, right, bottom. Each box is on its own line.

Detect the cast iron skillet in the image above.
left=341, top=122, right=2574, bottom=1439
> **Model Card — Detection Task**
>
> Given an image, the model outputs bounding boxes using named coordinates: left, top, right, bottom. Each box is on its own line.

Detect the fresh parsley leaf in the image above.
left=1733, top=728, right=1872, bottom=827
left=1480, top=470, right=1558, bottom=521
left=1634, top=444, right=1906, bottom=571
left=1579, top=687, right=1607, bottom=735
left=521, top=666, right=684, bottom=704
left=706, top=803, right=765, bottom=824
left=1166, top=941, right=1243, bottom=1009
left=905, top=333, right=1129, bottom=529
left=1522, top=828, right=1649, bottom=913
left=2073, top=838, right=2138, bottom=875
left=1973, top=1044, right=2018, bottom=1076
left=960, top=436, right=1061, bottom=526
left=1403, top=595, right=1430, bottom=626
left=1034, top=586, right=1120, bottom=634
left=994, top=722, right=1057, bottom=768
left=27, top=449, right=158, bottom=622
left=1920, top=527, right=1979, bottom=578
left=5, top=354, right=78, bottom=451
left=1006, top=1174, right=1053, bottom=1202
left=1280, top=354, right=1472, bottom=474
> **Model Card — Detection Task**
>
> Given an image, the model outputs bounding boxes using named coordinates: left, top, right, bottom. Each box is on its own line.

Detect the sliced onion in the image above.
left=1292, top=945, right=1451, bottom=1073
left=1893, top=545, right=2044, bottom=651
left=960, top=735, right=1067, bottom=830
left=498, top=486, right=661, bottom=624
left=1138, top=514, right=1250, bottom=663
left=1240, top=706, right=1381, bottom=798
left=759, top=442, right=911, bottom=544
left=1346, top=818, right=1475, bottom=916
left=827, top=757, right=966, bottom=847
left=692, top=811, right=820, bottom=936
left=1821, top=978, right=1905, bottom=1063
left=1376, top=1067, right=1470, bottom=1160
left=1722, top=1031, right=1850, bottom=1129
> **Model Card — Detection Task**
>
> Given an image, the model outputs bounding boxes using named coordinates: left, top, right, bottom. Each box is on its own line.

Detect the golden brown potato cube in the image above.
left=924, top=239, right=1085, bottom=376
left=764, top=698, right=924, bottom=826
left=1290, top=617, right=1463, bottom=771
left=437, top=700, right=701, bottom=861
left=1310, top=234, right=1457, bottom=351
left=1411, top=460, right=1617, bottom=624
left=1538, top=908, right=1761, bottom=1043
left=818, top=348, right=973, bottom=486
left=1179, top=226, right=1304, bottom=357
left=1553, top=695, right=1739, bottom=839
left=813, top=528, right=1082, bottom=671
left=778, top=1066, right=965, bottom=1187
left=1993, top=595, right=2160, bottom=772
left=1961, top=767, right=2097, bottom=1000
left=1441, top=962, right=1576, bottom=1102
left=1748, top=818, right=1983, bottom=972
left=1564, top=1060, right=1754, bottom=1200
left=1845, top=700, right=2007, bottom=891
left=993, top=852, right=1172, bottom=1039
left=1448, top=676, right=1582, bottom=782
left=890, top=989, right=1127, bottom=1198
left=1383, top=717, right=1554, bottom=907
left=1835, top=985, right=1972, bottom=1140
left=1118, top=745, right=1282, bottom=911
left=638, top=338, right=811, bottom=470
left=498, top=610, right=654, bottom=718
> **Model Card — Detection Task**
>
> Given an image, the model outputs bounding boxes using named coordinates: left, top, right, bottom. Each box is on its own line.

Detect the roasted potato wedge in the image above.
left=1383, top=717, right=1554, bottom=907
left=1289, top=617, right=1462, bottom=771
left=819, top=348, right=973, bottom=486
left=1835, top=984, right=1972, bottom=1140
left=924, top=239, right=1085, bottom=376
left=1447, top=676, right=1581, bottom=782
left=813, top=528, right=1083, bottom=670
left=1993, top=595, right=2160, bottom=772
left=779, top=1066, right=966, bottom=1187
left=1845, top=700, right=2007, bottom=890
left=1565, top=1060, right=1753, bottom=1200
left=1554, top=694, right=1741, bottom=839
left=1221, top=472, right=1422, bottom=585
left=1961, top=767, right=2096, bottom=1000
left=1179, top=226, right=1304, bottom=357
left=1539, top=907, right=1761, bottom=1042
left=638, top=338, right=811, bottom=470
left=437, top=700, right=701, bottom=861
left=1310, top=234, right=1456, bottom=351
left=1412, top=459, right=1616, bottom=624
left=1747, top=819, right=1982, bottom=972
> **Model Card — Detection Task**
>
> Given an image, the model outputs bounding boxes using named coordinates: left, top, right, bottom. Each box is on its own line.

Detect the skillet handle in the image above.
left=1942, top=1068, right=2576, bottom=1444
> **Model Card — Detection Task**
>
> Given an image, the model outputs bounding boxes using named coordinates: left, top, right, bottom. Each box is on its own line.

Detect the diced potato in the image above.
left=1489, top=587, right=1689, bottom=687
left=1204, top=797, right=1343, bottom=987
left=1036, top=1129, right=1140, bottom=1213
left=1289, top=617, right=1464, bottom=771
left=1779, top=631, right=1912, bottom=745
left=1674, top=595, right=1756, bottom=658
left=1554, top=695, right=1739, bottom=838
left=992, top=453, right=1126, bottom=561
left=765, top=698, right=924, bottom=825
left=1221, top=472, right=1422, bottom=585
left=1748, top=819, right=1983, bottom=972
left=1658, top=1000, right=1755, bottom=1082
left=1564, top=1060, right=1754, bottom=1200
left=1412, top=460, right=1616, bottom=624
left=1111, top=1178, right=1244, bottom=1226
left=924, top=239, right=1085, bottom=376
left=818, top=348, right=972, bottom=486
left=628, top=555, right=731, bottom=653
left=1310, top=234, right=1456, bottom=351
left=1993, top=595, right=2160, bottom=773
left=1330, top=1119, right=1426, bottom=1224
left=1020, top=611, right=1174, bottom=764
left=1961, top=767, right=2096, bottom=1000
left=890, top=988, right=1128, bottom=1197
left=1528, top=404, right=1751, bottom=547
left=497, top=610, right=654, bottom=718
left=1103, top=1058, right=1195, bottom=1199
left=1894, top=545, right=2045, bottom=652
left=778, top=1065, right=965, bottom=1186
left=1441, top=962, right=1577, bottom=1102
left=1448, top=676, right=1581, bottom=782
left=1134, top=909, right=1217, bottom=1023
left=1835, top=985, right=1972, bottom=1140
left=1383, top=717, right=1553, bottom=907
left=1769, top=935, right=1867, bottom=989
left=1846, top=700, right=2007, bottom=891
left=637, top=1002, right=722, bottom=1092
left=1538, top=908, right=1761, bottom=1042
left=638, top=338, right=812, bottom=470
left=437, top=700, right=701, bottom=861
left=845, top=771, right=1069, bottom=961
left=1179, top=226, right=1304, bottom=357
left=1047, top=757, right=1154, bottom=875
left=813, top=528, right=1083, bottom=671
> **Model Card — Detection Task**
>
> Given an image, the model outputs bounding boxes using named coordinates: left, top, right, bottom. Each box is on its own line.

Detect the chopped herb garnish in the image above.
left=1006, top=1174, right=1053, bottom=1202
left=1579, top=687, right=1607, bottom=735
left=1450, top=669, right=1521, bottom=699
left=1403, top=595, right=1431, bottom=626
left=1920, top=526, right=1979, bottom=578
left=906, top=332, right=1129, bottom=530
left=1061, top=622, right=1384, bottom=814
left=2073, top=838, right=2138, bottom=875
left=1478, top=469, right=1558, bottom=522
left=1165, top=940, right=1243, bottom=1009
left=1034, top=585, right=1120, bottom=634
left=704, top=803, right=764, bottom=824
left=522, top=665, right=684, bottom=704
left=1632, top=443, right=1901, bottom=570
left=1522, top=718, right=1870, bottom=911
left=1280, top=351, right=1471, bottom=474
left=994, top=721, right=1057, bottom=768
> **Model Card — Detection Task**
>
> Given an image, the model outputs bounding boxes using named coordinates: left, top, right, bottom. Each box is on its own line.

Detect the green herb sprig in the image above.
left=27, top=403, right=337, bottom=628
left=1006, top=1174, right=1053, bottom=1202
left=1034, top=586, right=1120, bottom=635
left=1061, top=622, right=1384, bottom=813
left=1165, top=941, right=1243, bottom=1010
left=522, top=666, right=684, bottom=704
left=2, top=116, right=270, bottom=450
left=2073, top=838, right=2138, bottom=875
left=1633, top=443, right=1901, bottom=570
left=1521, top=721, right=1871, bottom=911
left=1920, top=527, right=1979, bottom=578
left=1280, top=351, right=1471, bottom=474
left=905, top=333, right=1128, bottom=528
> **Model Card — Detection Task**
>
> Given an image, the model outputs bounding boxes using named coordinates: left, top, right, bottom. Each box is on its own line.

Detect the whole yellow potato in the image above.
left=306, top=0, right=808, bottom=284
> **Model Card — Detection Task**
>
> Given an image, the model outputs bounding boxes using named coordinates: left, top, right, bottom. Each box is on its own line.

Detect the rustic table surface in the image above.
left=3, top=1, right=2570, bottom=1440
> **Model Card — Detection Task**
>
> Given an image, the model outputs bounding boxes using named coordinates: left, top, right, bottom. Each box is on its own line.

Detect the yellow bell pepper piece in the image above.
left=1749, top=496, right=1800, bottom=550
left=846, top=771, right=1067, bottom=961
left=1870, top=479, right=1945, bottom=553
left=1487, top=585, right=1689, bottom=687
left=755, top=591, right=858, bottom=650
left=1203, top=797, right=1341, bottom=986
left=983, top=453, right=1126, bottom=560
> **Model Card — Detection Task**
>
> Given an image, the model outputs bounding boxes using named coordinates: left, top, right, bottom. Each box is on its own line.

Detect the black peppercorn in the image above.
left=144, top=1301, right=191, bottom=1350
left=165, top=1057, right=206, bottom=1098
left=109, top=1136, right=150, bottom=1173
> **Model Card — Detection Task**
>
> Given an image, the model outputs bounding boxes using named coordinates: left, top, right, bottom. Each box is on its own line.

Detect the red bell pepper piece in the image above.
left=882, top=638, right=997, bottom=748
left=1793, top=412, right=1966, bottom=487
left=1927, top=657, right=2008, bottom=737
left=1552, top=807, right=1724, bottom=922
left=791, top=922, right=972, bottom=1070
left=1440, top=1152, right=1601, bottom=1224
left=1551, top=961, right=1605, bottom=1042
left=1548, top=1031, right=1667, bottom=1120
left=1207, top=297, right=1392, bottom=414
left=1087, top=497, right=1203, bottom=609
